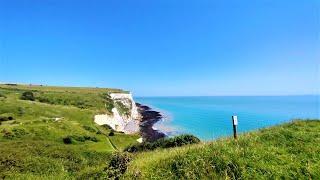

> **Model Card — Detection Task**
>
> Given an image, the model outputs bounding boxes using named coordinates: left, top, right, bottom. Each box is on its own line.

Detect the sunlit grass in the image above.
left=125, top=120, right=320, bottom=179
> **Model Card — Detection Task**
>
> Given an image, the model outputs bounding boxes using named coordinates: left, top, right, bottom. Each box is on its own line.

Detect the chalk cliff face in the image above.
left=94, top=93, right=141, bottom=134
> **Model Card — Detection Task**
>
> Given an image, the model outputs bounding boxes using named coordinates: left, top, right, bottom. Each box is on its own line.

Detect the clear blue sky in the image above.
left=0, top=0, right=319, bottom=96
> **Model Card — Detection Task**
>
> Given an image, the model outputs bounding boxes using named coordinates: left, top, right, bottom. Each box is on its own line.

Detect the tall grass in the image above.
left=125, top=120, right=320, bottom=179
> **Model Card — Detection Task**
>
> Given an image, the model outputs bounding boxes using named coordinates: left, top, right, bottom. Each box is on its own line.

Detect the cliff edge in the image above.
left=94, top=93, right=141, bottom=134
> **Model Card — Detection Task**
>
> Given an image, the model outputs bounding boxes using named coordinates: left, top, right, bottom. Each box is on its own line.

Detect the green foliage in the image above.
left=125, top=134, right=201, bottom=153
left=63, top=137, right=73, bottom=144
left=109, top=130, right=115, bottom=136
left=1, top=128, right=29, bottom=139
left=115, top=101, right=130, bottom=117
left=20, top=91, right=35, bottom=101
left=83, top=125, right=97, bottom=133
left=105, top=152, right=132, bottom=179
left=125, top=120, right=320, bottom=179
left=102, top=124, right=113, bottom=130
left=12, top=128, right=28, bottom=138
left=63, top=135, right=99, bottom=144
left=0, top=84, right=140, bottom=178
left=0, top=116, right=14, bottom=122
left=101, top=93, right=115, bottom=113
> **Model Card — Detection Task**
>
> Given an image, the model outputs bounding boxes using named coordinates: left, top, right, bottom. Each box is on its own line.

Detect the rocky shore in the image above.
left=136, top=103, right=166, bottom=142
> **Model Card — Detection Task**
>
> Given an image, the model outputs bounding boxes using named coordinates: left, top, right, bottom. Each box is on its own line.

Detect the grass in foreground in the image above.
left=125, top=120, right=320, bottom=179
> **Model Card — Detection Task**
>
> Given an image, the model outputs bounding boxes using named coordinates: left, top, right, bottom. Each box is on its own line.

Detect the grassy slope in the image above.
left=0, top=84, right=138, bottom=179
left=125, top=120, right=320, bottom=179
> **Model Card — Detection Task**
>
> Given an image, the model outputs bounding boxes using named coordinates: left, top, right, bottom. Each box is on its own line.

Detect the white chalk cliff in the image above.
left=94, top=93, right=141, bottom=134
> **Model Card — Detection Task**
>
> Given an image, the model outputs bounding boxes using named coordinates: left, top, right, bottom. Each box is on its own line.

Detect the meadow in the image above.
left=0, top=84, right=319, bottom=179
left=0, top=84, right=138, bottom=179
left=125, top=120, right=320, bottom=179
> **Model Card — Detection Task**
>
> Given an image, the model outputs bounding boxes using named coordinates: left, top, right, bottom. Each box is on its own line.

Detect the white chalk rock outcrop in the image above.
left=94, top=93, right=141, bottom=134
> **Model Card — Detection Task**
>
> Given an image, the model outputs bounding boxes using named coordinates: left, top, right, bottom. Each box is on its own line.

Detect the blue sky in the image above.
left=0, top=0, right=319, bottom=96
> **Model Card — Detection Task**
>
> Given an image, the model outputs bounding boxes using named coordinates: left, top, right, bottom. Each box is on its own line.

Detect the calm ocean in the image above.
left=136, top=96, right=320, bottom=141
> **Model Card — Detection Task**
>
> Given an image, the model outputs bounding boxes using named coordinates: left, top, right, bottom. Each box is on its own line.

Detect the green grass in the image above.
left=0, top=84, right=139, bottom=179
left=1, top=84, right=319, bottom=179
left=125, top=120, right=320, bottom=179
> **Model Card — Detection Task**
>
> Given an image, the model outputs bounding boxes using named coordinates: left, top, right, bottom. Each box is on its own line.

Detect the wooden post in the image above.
left=232, top=116, right=238, bottom=139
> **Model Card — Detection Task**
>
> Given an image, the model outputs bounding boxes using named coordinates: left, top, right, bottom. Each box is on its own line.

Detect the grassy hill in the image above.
left=0, top=84, right=319, bottom=179
left=125, top=120, right=320, bottom=179
left=0, top=84, right=138, bottom=179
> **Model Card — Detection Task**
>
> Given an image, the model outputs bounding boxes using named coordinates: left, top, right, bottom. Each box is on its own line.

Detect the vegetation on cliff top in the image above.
left=0, top=84, right=319, bottom=179
left=124, top=120, right=320, bottom=179
left=0, top=84, right=138, bottom=179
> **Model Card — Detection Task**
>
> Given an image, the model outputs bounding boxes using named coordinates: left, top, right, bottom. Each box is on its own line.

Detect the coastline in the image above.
left=136, top=103, right=166, bottom=142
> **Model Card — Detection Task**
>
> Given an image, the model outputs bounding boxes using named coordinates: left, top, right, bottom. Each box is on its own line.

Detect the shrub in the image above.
left=82, top=125, right=97, bottom=133
left=124, top=134, right=200, bottom=153
left=109, top=130, right=115, bottom=136
left=63, top=137, right=73, bottom=144
left=105, top=152, right=132, bottom=179
left=90, top=136, right=99, bottom=142
left=0, top=116, right=8, bottom=122
left=63, top=135, right=99, bottom=144
left=115, top=101, right=130, bottom=117
left=12, top=128, right=28, bottom=137
left=0, top=116, right=14, bottom=122
left=102, top=124, right=113, bottom=130
left=20, top=91, right=35, bottom=101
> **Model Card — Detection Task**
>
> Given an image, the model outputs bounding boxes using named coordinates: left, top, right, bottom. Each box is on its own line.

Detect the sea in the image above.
left=135, top=95, right=320, bottom=141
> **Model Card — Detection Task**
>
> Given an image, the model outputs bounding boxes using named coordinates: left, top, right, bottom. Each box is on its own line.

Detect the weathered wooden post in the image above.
left=232, top=116, right=238, bottom=139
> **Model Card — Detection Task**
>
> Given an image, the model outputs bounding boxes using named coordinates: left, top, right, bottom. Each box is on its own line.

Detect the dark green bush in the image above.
left=124, top=134, right=200, bottom=153
left=0, top=116, right=8, bottom=122
left=0, top=116, right=14, bottom=122
left=82, top=125, right=97, bottom=133
left=109, top=130, right=115, bottom=136
left=12, top=128, right=28, bottom=137
left=63, top=135, right=99, bottom=144
left=101, top=124, right=113, bottom=130
left=63, top=137, right=73, bottom=144
left=20, top=91, right=35, bottom=101
left=105, top=152, right=132, bottom=179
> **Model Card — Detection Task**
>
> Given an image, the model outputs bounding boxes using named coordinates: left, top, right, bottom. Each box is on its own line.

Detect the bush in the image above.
left=124, top=134, right=200, bottom=153
left=0, top=116, right=8, bottom=122
left=101, top=124, right=112, bottom=130
left=63, top=137, right=73, bottom=144
left=20, top=91, right=35, bottom=101
left=109, top=130, right=115, bottom=136
left=0, top=116, right=14, bottom=122
left=82, top=125, right=97, bottom=133
left=105, top=152, right=132, bottom=179
left=12, top=128, right=28, bottom=137
left=63, top=135, right=99, bottom=144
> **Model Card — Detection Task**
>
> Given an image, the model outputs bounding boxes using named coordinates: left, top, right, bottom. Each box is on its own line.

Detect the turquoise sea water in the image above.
left=136, top=96, right=320, bottom=141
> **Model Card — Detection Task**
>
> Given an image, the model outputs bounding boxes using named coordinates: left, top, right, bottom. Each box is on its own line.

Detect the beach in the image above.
left=136, top=103, right=166, bottom=142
